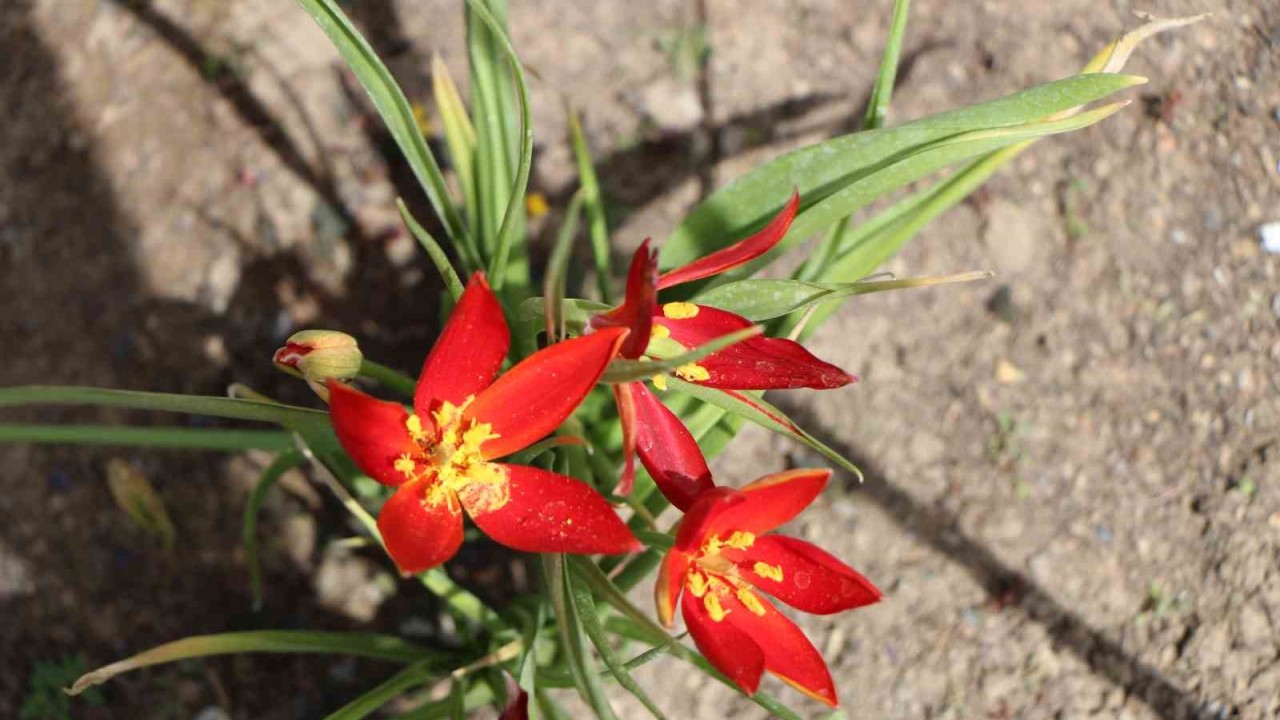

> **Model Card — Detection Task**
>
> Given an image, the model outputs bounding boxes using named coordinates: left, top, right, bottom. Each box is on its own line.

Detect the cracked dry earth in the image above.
left=2, top=0, right=1278, bottom=718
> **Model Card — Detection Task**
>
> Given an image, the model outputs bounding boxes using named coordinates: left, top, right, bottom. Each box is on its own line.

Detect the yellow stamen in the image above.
left=725, top=531, right=755, bottom=550
left=649, top=324, right=671, bottom=341
left=687, top=570, right=710, bottom=598
left=651, top=374, right=668, bottom=391
left=737, top=587, right=767, bottom=616
left=753, top=562, right=784, bottom=582
left=703, top=591, right=729, bottom=622
left=675, top=362, right=710, bottom=382
left=394, top=454, right=417, bottom=479
left=405, top=414, right=430, bottom=443
left=662, top=302, right=699, bottom=320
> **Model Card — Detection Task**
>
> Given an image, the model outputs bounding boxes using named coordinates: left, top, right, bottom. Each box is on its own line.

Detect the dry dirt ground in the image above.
left=2, top=0, right=1278, bottom=718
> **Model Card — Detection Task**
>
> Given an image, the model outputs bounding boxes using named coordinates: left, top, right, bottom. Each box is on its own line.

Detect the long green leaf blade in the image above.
left=697, top=271, right=992, bottom=322
left=69, top=631, right=439, bottom=695
left=324, top=661, right=437, bottom=720
left=244, top=450, right=305, bottom=610
left=600, top=326, right=761, bottom=384
left=0, top=424, right=295, bottom=451
left=569, top=110, right=614, bottom=302
left=293, top=0, right=470, bottom=249
left=0, top=386, right=326, bottom=429
left=398, top=199, right=467, bottom=301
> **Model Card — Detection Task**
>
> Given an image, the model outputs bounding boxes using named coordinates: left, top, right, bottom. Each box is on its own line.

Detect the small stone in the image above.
left=996, top=359, right=1025, bottom=384
left=192, top=707, right=230, bottom=720
left=1259, top=222, right=1280, bottom=254
left=1170, top=228, right=1188, bottom=245
left=636, top=78, right=703, bottom=131
left=1269, top=511, right=1280, bottom=529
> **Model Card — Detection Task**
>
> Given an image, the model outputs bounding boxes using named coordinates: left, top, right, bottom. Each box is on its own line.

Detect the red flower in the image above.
left=328, top=273, right=641, bottom=575
left=592, top=192, right=855, bottom=500
left=654, top=469, right=881, bottom=706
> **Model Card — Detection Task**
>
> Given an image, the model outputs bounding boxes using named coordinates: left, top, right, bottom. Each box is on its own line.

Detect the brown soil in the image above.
left=2, top=0, right=1277, bottom=718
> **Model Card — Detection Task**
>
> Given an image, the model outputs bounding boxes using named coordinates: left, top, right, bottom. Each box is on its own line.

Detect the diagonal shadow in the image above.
left=770, top=395, right=1209, bottom=720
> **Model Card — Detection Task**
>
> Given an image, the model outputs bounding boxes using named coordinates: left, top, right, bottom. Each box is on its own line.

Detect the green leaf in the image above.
left=697, top=271, right=992, bottom=322
left=568, top=110, right=613, bottom=302
left=600, top=326, right=761, bottom=384
left=542, top=190, right=585, bottom=342
left=568, top=557, right=675, bottom=657
left=605, top=617, right=806, bottom=720
left=467, top=0, right=533, bottom=294
left=567, top=562, right=668, bottom=719
left=69, top=631, right=440, bottom=695
left=0, top=424, right=296, bottom=451
left=243, top=449, right=305, bottom=610
left=431, top=53, right=480, bottom=249
left=397, top=199, right=467, bottom=301
left=863, top=0, right=911, bottom=130
left=323, top=661, right=437, bottom=720
left=667, top=379, right=862, bottom=480
left=543, top=555, right=617, bottom=720
left=292, top=0, right=471, bottom=250
left=0, top=386, right=327, bottom=429
left=659, top=73, right=1144, bottom=271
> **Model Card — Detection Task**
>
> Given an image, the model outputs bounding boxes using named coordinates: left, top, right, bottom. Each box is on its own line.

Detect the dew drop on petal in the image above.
left=794, top=571, right=812, bottom=589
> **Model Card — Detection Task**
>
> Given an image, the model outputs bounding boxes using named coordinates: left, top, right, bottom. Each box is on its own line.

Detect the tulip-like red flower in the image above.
left=591, top=192, right=855, bottom=502
left=328, top=273, right=641, bottom=575
left=655, top=469, right=881, bottom=706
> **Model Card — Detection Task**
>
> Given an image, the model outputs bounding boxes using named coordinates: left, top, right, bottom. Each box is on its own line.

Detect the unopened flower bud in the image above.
left=273, top=330, right=362, bottom=400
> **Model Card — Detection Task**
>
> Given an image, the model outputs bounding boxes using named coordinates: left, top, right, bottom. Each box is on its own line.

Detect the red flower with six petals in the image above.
left=328, top=273, right=641, bottom=575
left=654, top=469, right=881, bottom=706
left=591, top=192, right=855, bottom=501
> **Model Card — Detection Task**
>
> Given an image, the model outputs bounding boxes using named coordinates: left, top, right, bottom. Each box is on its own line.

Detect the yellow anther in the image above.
left=662, top=302, right=699, bottom=320
left=687, top=570, right=710, bottom=598
left=405, top=414, right=430, bottom=443
left=703, top=591, right=729, bottom=622
left=651, top=374, right=668, bottom=391
left=725, top=531, right=756, bottom=550
left=737, top=588, right=767, bottom=616
left=394, top=454, right=417, bottom=478
left=650, top=324, right=671, bottom=341
left=675, top=362, right=710, bottom=383
left=753, top=562, right=784, bottom=582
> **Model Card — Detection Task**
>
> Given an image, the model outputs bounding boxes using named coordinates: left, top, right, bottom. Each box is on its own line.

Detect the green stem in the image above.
left=245, top=450, right=306, bottom=610
left=0, top=424, right=295, bottom=451
left=359, top=360, right=417, bottom=397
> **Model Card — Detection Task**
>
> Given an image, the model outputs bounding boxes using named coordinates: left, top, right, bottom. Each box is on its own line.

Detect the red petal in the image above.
left=681, top=586, right=765, bottom=696
left=655, top=305, right=853, bottom=389
left=377, top=479, right=464, bottom=575
left=591, top=241, right=657, bottom=359
left=613, top=382, right=638, bottom=496
left=458, top=464, right=641, bottom=554
left=674, top=488, right=745, bottom=553
left=414, top=273, right=510, bottom=417
left=328, top=379, right=420, bottom=487
left=631, top=382, right=713, bottom=511
left=468, top=327, right=628, bottom=459
left=737, top=535, right=882, bottom=615
left=721, top=588, right=838, bottom=706
left=712, top=469, right=830, bottom=536
left=656, top=190, right=800, bottom=290
left=655, top=549, right=690, bottom=627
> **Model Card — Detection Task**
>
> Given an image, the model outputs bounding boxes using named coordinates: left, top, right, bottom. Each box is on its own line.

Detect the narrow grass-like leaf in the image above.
left=397, top=199, right=467, bottom=301
left=431, top=54, right=479, bottom=239
left=697, top=271, right=992, bottom=322
left=604, top=617, right=806, bottom=720
left=667, top=379, right=862, bottom=480
left=0, top=424, right=296, bottom=451
left=569, top=110, right=613, bottom=302
left=0, top=386, right=326, bottom=429
left=600, top=326, right=761, bottom=384
left=543, top=190, right=585, bottom=341
left=293, top=0, right=470, bottom=250
left=568, top=557, right=674, bottom=651
left=659, top=73, right=1144, bottom=270
left=323, top=660, right=437, bottom=720
left=567, top=562, right=668, bottom=719
left=106, top=458, right=176, bottom=549
left=543, top=555, right=618, bottom=720
left=69, top=631, right=439, bottom=695
left=863, top=0, right=911, bottom=130
left=244, top=449, right=305, bottom=610
left=467, top=0, right=533, bottom=293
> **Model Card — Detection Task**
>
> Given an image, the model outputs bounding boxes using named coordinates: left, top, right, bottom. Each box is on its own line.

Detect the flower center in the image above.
left=687, top=530, right=767, bottom=622
left=395, top=397, right=509, bottom=512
